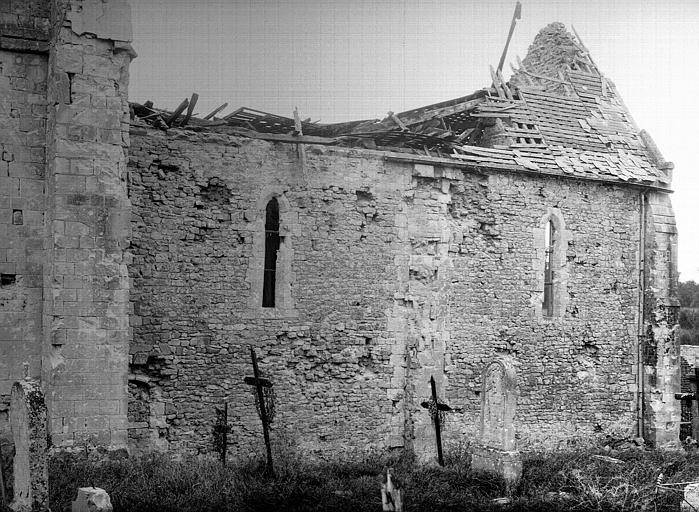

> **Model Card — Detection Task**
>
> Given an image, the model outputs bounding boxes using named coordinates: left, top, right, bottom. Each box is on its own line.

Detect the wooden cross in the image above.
left=676, top=367, right=699, bottom=440
left=244, top=345, right=275, bottom=476
left=420, top=376, right=452, bottom=466
left=213, top=402, right=231, bottom=464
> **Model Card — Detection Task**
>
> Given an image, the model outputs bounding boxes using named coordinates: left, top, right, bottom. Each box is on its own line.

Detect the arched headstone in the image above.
left=9, top=379, right=48, bottom=512
left=471, top=358, right=522, bottom=488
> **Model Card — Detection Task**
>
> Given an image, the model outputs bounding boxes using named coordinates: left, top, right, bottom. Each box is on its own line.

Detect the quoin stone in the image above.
left=471, top=358, right=522, bottom=488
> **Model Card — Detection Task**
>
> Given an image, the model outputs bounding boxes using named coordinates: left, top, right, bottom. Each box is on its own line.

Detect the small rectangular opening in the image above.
left=67, top=72, right=74, bottom=104
left=12, top=209, right=23, bottom=225
left=1, top=274, right=16, bottom=286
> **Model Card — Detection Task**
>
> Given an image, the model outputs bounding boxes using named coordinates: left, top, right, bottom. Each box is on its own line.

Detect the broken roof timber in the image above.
left=392, top=92, right=487, bottom=127
left=129, top=23, right=672, bottom=189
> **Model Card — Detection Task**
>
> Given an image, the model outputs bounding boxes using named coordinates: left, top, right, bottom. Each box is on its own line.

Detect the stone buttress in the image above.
left=42, top=0, right=135, bottom=448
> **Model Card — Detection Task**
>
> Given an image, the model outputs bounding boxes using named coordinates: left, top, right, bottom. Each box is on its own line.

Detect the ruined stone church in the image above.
left=0, top=0, right=681, bottom=461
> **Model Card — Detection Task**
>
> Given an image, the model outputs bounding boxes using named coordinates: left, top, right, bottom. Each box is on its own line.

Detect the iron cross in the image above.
left=244, top=345, right=275, bottom=476
left=421, top=375, right=452, bottom=466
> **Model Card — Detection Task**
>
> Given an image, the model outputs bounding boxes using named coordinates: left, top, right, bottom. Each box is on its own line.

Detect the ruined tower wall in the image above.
left=43, top=0, right=134, bottom=449
left=127, top=128, right=646, bottom=456
left=0, top=0, right=134, bottom=450
left=0, top=0, right=51, bottom=439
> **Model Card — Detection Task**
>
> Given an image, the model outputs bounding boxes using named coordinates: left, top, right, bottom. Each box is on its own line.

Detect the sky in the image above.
left=128, top=0, right=699, bottom=282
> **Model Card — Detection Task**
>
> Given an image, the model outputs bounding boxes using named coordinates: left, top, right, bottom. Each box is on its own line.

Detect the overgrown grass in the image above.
left=39, top=447, right=699, bottom=511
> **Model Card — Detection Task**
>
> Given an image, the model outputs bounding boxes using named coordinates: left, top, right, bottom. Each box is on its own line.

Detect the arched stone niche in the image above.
left=532, top=207, right=571, bottom=319
left=244, top=187, right=297, bottom=318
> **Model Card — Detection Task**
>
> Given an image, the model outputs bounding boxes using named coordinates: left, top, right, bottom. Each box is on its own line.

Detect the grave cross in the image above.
left=420, top=376, right=452, bottom=466
left=212, top=402, right=231, bottom=464
left=676, top=367, right=699, bottom=441
left=243, top=345, right=275, bottom=476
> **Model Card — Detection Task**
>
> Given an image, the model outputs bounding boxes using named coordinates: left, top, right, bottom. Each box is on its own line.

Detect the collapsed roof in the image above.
left=130, top=23, right=673, bottom=188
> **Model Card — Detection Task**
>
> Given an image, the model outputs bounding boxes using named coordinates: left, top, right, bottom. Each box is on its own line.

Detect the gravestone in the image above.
left=471, top=358, right=522, bottom=489
left=9, top=379, right=48, bottom=512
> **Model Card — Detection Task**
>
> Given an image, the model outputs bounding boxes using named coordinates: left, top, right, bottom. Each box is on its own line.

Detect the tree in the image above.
left=679, top=280, right=699, bottom=308
left=679, top=280, right=699, bottom=345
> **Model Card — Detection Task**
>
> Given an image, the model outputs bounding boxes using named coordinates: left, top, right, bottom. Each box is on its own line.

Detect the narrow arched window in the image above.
left=543, top=219, right=555, bottom=316
left=263, top=198, right=280, bottom=307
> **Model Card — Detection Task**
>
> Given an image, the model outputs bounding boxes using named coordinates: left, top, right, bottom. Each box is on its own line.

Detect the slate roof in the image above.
left=130, top=23, right=673, bottom=189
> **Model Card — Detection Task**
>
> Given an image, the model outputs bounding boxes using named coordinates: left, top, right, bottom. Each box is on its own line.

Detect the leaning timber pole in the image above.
left=496, top=1, right=522, bottom=74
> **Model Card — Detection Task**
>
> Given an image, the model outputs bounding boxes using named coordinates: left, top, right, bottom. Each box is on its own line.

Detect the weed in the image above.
left=44, top=447, right=699, bottom=511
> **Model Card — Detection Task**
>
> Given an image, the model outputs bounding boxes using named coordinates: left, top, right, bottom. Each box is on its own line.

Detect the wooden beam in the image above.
left=181, top=93, right=199, bottom=127
left=293, top=107, right=307, bottom=166
left=490, top=65, right=506, bottom=98
left=228, top=126, right=339, bottom=145
left=497, top=69, right=514, bottom=99
left=496, top=1, right=522, bottom=74
left=222, top=107, right=245, bottom=120
left=293, top=107, right=303, bottom=135
left=166, top=98, right=189, bottom=126
left=571, top=25, right=600, bottom=72
left=204, top=102, right=228, bottom=120
left=395, top=98, right=484, bottom=127
left=516, top=68, right=568, bottom=85
left=388, top=111, right=408, bottom=131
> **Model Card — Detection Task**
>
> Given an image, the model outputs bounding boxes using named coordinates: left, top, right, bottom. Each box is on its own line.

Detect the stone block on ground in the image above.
left=682, top=482, right=699, bottom=512
left=72, top=487, right=113, bottom=512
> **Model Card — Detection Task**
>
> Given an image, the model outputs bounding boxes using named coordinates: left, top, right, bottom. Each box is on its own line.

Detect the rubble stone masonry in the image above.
left=0, top=2, right=679, bottom=458
left=127, top=128, right=653, bottom=456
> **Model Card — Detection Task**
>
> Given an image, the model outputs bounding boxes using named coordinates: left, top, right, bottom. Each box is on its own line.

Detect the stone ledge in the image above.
left=0, top=36, right=48, bottom=53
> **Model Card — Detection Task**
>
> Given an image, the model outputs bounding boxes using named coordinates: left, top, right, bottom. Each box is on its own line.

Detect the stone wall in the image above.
left=43, top=0, right=134, bottom=449
left=0, top=0, right=135, bottom=451
left=0, top=0, right=50, bottom=442
left=642, top=191, right=681, bottom=447
left=0, top=3, right=679, bottom=457
left=127, top=127, right=653, bottom=456
left=0, top=0, right=50, bottom=53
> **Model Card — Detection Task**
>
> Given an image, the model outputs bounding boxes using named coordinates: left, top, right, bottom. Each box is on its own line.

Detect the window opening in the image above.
left=263, top=198, right=280, bottom=307
left=543, top=219, right=555, bottom=316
